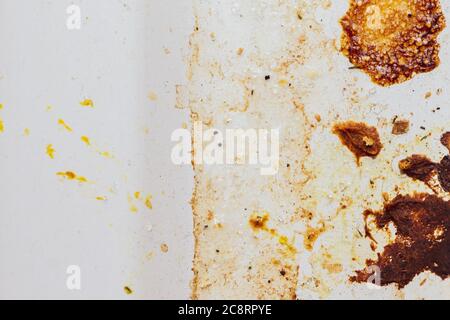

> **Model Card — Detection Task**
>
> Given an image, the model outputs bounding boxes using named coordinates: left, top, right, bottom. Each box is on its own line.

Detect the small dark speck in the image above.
left=265, top=75, right=271, bottom=80
left=420, top=126, right=426, bottom=130
left=280, top=270, right=286, bottom=276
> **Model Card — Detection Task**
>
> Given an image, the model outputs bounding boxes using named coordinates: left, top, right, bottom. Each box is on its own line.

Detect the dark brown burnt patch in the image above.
left=333, top=121, right=382, bottom=165
left=341, top=0, right=446, bottom=86
left=399, top=132, right=450, bottom=192
left=351, top=194, right=450, bottom=288
left=399, top=155, right=436, bottom=183
left=438, top=155, right=450, bottom=192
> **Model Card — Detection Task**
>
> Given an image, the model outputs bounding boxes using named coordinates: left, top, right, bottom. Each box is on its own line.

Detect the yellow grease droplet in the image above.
left=57, top=119, right=72, bottom=132
left=134, top=191, right=141, bottom=200
left=46, top=144, right=55, bottom=159
left=57, top=171, right=88, bottom=183
left=80, top=99, right=94, bottom=108
left=0, top=118, right=4, bottom=133
left=24, top=128, right=30, bottom=136
left=0, top=104, right=3, bottom=110
left=148, top=91, right=158, bottom=101
left=81, top=136, right=91, bottom=146
left=130, top=205, right=138, bottom=213
left=96, top=196, right=107, bottom=201
left=144, top=195, right=153, bottom=210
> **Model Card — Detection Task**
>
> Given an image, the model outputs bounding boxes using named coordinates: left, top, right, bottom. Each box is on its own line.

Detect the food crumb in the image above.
left=80, top=99, right=94, bottom=108
left=123, top=286, right=133, bottom=295
left=56, top=171, right=88, bottom=183
left=144, top=195, right=153, bottom=210
left=46, top=144, right=56, bottom=159
left=57, top=119, right=72, bottom=132
left=160, top=243, right=169, bottom=253
left=81, top=136, right=91, bottom=146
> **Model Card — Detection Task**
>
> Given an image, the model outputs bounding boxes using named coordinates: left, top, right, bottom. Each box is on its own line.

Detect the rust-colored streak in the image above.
left=399, top=154, right=436, bottom=183
left=351, top=194, right=450, bottom=288
left=333, top=121, right=383, bottom=165
left=340, top=0, right=446, bottom=86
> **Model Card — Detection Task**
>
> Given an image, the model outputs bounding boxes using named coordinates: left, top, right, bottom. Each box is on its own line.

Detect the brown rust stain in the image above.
left=438, top=155, right=450, bottom=192
left=441, top=132, right=450, bottom=152
left=392, top=119, right=410, bottom=135
left=399, top=132, right=450, bottom=192
left=351, top=193, right=450, bottom=288
left=332, top=121, right=383, bottom=165
left=399, top=154, right=436, bottom=183
left=341, top=0, right=446, bottom=86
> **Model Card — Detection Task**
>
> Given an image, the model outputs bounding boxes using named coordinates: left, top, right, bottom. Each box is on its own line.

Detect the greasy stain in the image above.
left=46, top=144, right=56, bottom=159
left=341, top=0, right=446, bottom=86
left=56, top=171, right=88, bottom=183
left=57, top=119, right=73, bottom=132
left=249, top=213, right=296, bottom=255
left=304, top=224, right=326, bottom=251
left=332, top=121, right=383, bottom=164
left=351, top=193, right=450, bottom=288
left=80, top=99, right=94, bottom=108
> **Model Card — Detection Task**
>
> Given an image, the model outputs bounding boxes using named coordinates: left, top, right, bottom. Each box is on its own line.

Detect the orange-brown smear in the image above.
left=333, top=121, right=383, bottom=165
left=351, top=194, right=450, bottom=288
left=341, top=0, right=446, bottom=86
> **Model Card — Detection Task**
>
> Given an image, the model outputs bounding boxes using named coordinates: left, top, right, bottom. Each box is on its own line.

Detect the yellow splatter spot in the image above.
left=57, top=171, right=88, bottom=183
left=46, top=144, right=55, bottom=159
left=96, top=196, right=107, bottom=201
left=23, top=128, right=30, bottom=136
left=130, top=205, right=138, bottom=213
left=80, top=99, right=94, bottom=108
left=81, top=136, right=91, bottom=146
left=134, top=191, right=141, bottom=200
left=0, top=104, right=3, bottom=110
left=57, top=119, right=72, bottom=132
left=144, top=195, right=153, bottom=210
left=0, top=118, right=4, bottom=133
left=148, top=91, right=158, bottom=101
left=278, top=79, right=289, bottom=87
left=249, top=212, right=297, bottom=255
left=123, top=286, right=133, bottom=295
